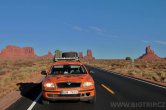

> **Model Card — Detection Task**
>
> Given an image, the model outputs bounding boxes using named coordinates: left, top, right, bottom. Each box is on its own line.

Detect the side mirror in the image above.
left=41, top=70, right=47, bottom=75
left=88, top=70, right=94, bottom=74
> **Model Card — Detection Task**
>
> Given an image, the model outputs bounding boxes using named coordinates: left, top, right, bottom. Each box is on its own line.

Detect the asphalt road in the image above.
left=7, top=65, right=166, bottom=110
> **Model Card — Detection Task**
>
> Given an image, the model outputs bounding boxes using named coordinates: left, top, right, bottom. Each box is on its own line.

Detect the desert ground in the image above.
left=0, top=59, right=52, bottom=98
left=83, top=59, right=166, bottom=86
left=0, top=58, right=166, bottom=99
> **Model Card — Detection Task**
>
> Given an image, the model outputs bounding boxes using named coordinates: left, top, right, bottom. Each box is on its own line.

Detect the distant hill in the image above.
left=138, top=46, right=161, bottom=60
left=0, top=45, right=53, bottom=60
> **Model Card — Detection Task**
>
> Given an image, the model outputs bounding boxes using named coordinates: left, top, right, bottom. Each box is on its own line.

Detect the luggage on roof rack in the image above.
left=62, top=52, right=78, bottom=58
left=53, top=52, right=80, bottom=62
left=54, top=57, right=80, bottom=62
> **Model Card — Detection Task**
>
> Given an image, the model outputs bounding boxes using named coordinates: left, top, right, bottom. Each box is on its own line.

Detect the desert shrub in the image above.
left=125, top=57, right=132, bottom=61
left=128, top=69, right=135, bottom=75
left=156, top=71, right=166, bottom=82
left=133, top=69, right=143, bottom=75
left=142, top=71, right=152, bottom=80
left=0, top=68, right=7, bottom=75
left=152, top=74, right=161, bottom=82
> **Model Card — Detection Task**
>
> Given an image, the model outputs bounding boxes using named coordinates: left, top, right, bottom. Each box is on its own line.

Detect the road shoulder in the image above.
left=0, top=75, right=44, bottom=110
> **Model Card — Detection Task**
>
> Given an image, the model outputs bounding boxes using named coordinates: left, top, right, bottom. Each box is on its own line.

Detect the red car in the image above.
left=41, top=57, right=96, bottom=104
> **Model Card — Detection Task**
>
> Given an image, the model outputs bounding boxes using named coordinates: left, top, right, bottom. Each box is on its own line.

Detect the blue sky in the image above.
left=0, top=0, right=166, bottom=59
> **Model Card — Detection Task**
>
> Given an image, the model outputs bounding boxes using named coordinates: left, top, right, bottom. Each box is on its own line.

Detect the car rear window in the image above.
left=49, top=65, right=86, bottom=75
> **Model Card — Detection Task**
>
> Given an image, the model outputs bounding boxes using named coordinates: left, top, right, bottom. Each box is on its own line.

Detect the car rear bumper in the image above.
left=42, top=89, right=95, bottom=101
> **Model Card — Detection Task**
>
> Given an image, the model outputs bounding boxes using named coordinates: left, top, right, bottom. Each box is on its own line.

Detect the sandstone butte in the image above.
left=79, top=49, right=95, bottom=60
left=138, top=46, right=161, bottom=60
left=0, top=45, right=53, bottom=60
left=84, top=49, right=95, bottom=60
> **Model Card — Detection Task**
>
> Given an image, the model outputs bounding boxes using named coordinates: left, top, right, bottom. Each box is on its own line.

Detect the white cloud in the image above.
left=70, top=24, right=118, bottom=39
left=89, top=26, right=103, bottom=32
left=155, top=40, right=166, bottom=45
left=97, top=32, right=119, bottom=38
left=72, top=26, right=83, bottom=32
left=72, top=25, right=103, bottom=33
left=142, top=40, right=151, bottom=44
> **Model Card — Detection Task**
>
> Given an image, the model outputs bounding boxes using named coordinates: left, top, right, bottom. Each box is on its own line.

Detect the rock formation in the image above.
left=55, top=50, right=62, bottom=58
left=0, top=45, right=53, bottom=60
left=40, top=52, right=54, bottom=59
left=84, top=49, right=95, bottom=60
left=79, top=52, right=83, bottom=59
left=138, top=46, right=161, bottom=60
left=0, top=45, right=37, bottom=59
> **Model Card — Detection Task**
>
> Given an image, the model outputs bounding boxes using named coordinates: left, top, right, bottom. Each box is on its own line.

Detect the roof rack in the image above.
left=54, top=57, right=80, bottom=62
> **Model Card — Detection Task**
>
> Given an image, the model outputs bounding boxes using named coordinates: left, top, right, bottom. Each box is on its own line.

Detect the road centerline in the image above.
left=101, top=84, right=115, bottom=95
left=27, top=92, right=42, bottom=110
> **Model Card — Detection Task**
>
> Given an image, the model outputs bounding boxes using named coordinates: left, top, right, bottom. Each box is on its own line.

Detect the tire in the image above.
left=42, top=98, right=50, bottom=105
left=89, top=96, right=96, bottom=104
left=62, top=52, right=78, bottom=58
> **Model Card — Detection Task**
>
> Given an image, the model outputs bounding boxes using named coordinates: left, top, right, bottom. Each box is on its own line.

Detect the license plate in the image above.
left=61, top=90, right=78, bottom=95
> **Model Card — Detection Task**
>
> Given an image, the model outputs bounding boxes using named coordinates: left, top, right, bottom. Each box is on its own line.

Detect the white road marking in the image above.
left=97, top=68, right=166, bottom=89
left=27, top=92, right=42, bottom=110
left=118, top=74, right=166, bottom=89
